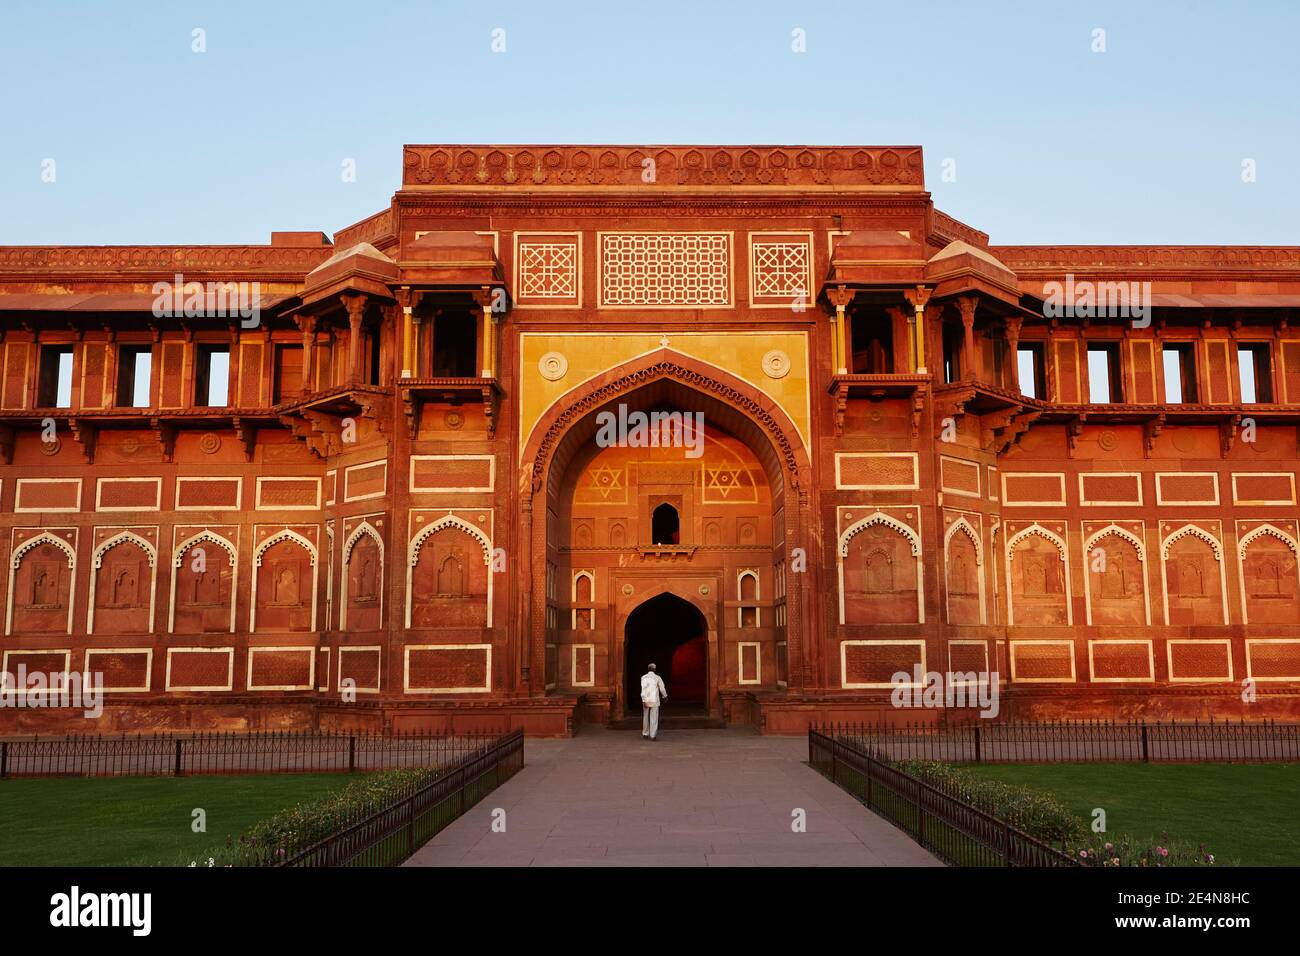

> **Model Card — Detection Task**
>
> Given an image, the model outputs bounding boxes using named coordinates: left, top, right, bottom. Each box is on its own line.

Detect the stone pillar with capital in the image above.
left=475, top=287, right=502, bottom=379
left=294, top=314, right=318, bottom=396
left=904, top=286, right=932, bottom=375
left=827, top=286, right=855, bottom=376
left=395, top=287, right=415, bottom=379
left=341, top=293, right=367, bottom=385
left=1005, top=315, right=1024, bottom=392
left=957, top=294, right=980, bottom=382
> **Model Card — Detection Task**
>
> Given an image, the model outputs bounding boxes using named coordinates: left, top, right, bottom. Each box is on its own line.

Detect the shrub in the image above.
left=183, top=768, right=441, bottom=867
left=895, top=759, right=1086, bottom=845
left=888, top=759, right=1223, bottom=866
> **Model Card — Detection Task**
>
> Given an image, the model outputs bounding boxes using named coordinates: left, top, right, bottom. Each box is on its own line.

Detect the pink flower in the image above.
left=1104, top=842, right=1113, bottom=851
left=1158, top=847, right=1169, bottom=857
left=1079, top=850, right=1088, bottom=859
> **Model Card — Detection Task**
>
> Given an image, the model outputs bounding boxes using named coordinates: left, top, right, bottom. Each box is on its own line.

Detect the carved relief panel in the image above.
left=409, top=519, right=490, bottom=629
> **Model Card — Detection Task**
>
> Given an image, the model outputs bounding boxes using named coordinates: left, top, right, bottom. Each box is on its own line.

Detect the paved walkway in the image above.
left=404, top=727, right=939, bottom=867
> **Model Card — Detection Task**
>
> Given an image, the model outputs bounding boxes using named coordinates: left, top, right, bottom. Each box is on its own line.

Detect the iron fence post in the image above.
left=973, top=723, right=981, bottom=763
left=1140, top=722, right=1150, bottom=763
left=0, top=741, right=6, bottom=779
left=917, top=778, right=926, bottom=846
left=407, top=796, right=416, bottom=856
left=348, top=735, right=356, bottom=773
left=174, top=738, right=183, bottom=777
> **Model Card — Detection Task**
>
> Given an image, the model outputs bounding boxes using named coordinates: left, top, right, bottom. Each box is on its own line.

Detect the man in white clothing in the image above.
left=640, top=663, right=667, bottom=740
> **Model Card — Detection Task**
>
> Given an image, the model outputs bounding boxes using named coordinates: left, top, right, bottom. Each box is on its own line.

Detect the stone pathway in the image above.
left=404, top=727, right=939, bottom=867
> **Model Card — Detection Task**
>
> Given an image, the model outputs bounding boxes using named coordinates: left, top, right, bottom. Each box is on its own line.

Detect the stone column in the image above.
left=475, top=288, right=499, bottom=379
left=295, top=315, right=317, bottom=395
left=958, top=295, right=979, bottom=382
left=342, top=293, right=367, bottom=385
left=904, top=286, right=932, bottom=375
left=827, top=286, right=855, bottom=376
left=1005, top=315, right=1023, bottom=392
left=396, top=287, right=414, bottom=379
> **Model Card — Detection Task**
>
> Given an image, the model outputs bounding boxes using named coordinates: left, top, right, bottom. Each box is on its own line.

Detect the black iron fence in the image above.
left=0, top=729, right=508, bottom=778
left=819, top=718, right=1300, bottom=764
left=269, top=729, right=525, bottom=867
left=809, top=729, right=1078, bottom=867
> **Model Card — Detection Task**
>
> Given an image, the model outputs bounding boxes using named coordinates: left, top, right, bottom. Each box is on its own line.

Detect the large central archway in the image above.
left=518, top=348, right=820, bottom=717
left=624, top=593, right=707, bottom=716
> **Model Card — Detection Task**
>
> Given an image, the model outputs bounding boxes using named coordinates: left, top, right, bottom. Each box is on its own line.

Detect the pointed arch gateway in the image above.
left=518, top=348, right=817, bottom=702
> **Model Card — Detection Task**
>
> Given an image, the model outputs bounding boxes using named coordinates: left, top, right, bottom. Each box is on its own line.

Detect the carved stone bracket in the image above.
left=1143, top=414, right=1166, bottom=459
left=232, top=417, right=257, bottom=463
left=993, top=409, right=1041, bottom=456
left=402, top=393, right=422, bottom=440
left=150, top=418, right=178, bottom=463
left=68, top=417, right=97, bottom=464
left=1065, top=414, right=1085, bottom=459
left=482, top=385, right=498, bottom=440
left=831, top=381, right=848, bottom=437
left=354, top=393, right=392, bottom=438
left=1219, top=414, right=1241, bottom=457
left=981, top=406, right=1024, bottom=451
left=279, top=412, right=335, bottom=459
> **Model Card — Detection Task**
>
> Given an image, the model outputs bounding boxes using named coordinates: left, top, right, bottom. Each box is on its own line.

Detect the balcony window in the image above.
left=1087, top=343, right=1123, bottom=403
left=1238, top=344, right=1273, bottom=403
left=1162, top=344, right=1198, bottom=404
left=1016, top=345, right=1045, bottom=399
left=942, top=323, right=963, bottom=383
left=37, top=345, right=74, bottom=408
left=433, top=311, right=477, bottom=377
left=850, top=313, right=894, bottom=374
left=116, top=345, right=153, bottom=408
left=651, top=503, right=680, bottom=546
left=195, top=345, right=231, bottom=407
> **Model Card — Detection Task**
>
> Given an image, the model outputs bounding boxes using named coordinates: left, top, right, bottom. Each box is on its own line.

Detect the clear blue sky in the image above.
left=2, top=0, right=1296, bottom=246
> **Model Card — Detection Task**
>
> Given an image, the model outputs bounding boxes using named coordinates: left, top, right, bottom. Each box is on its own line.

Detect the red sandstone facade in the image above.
left=1, top=144, right=1298, bottom=736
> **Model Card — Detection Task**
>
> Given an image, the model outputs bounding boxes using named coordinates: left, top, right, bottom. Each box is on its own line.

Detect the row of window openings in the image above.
left=1013, top=343, right=1274, bottom=405
left=39, top=345, right=232, bottom=409
left=35, top=318, right=481, bottom=410
left=36, top=343, right=381, bottom=409
left=38, top=337, right=1274, bottom=410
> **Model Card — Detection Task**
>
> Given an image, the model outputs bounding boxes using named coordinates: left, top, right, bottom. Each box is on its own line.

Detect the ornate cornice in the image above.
left=402, top=145, right=924, bottom=189
left=0, top=246, right=331, bottom=277
left=992, top=245, right=1300, bottom=275
left=396, top=198, right=929, bottom=219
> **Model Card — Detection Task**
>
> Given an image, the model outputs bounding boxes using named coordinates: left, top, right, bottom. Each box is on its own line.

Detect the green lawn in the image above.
left=0, top=773, right=361, bottom=866
left=959, top=762, right=1300, bottom=866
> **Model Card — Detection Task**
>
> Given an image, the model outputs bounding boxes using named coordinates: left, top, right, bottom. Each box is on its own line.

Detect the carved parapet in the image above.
left=401, top=145, right=924, bottom=189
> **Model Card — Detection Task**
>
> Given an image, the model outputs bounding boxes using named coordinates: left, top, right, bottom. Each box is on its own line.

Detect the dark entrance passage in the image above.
left=624, top=593, right=707, bottom=717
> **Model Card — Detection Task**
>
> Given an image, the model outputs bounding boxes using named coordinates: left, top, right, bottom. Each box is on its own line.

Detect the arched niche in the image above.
left=170, top=530, right=237, bottom=634
left=407, top=515, right=492, bottom=629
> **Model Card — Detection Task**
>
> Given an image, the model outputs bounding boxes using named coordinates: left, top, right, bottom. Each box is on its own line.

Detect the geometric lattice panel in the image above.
left=751, top=236, right=811, bottom=305
left=518, top=239, right=578, bottom=303
left=600, top=233, right=731, bottom=307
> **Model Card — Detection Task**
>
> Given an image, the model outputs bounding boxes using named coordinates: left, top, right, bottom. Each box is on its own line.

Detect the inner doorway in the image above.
left=623, top=593, right=707, bottom=717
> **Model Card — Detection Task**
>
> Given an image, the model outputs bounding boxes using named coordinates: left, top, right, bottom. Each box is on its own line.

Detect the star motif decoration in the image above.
left=587, top=465, right=624, bottom=499
left=705, top=466, right=744, bottom=498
